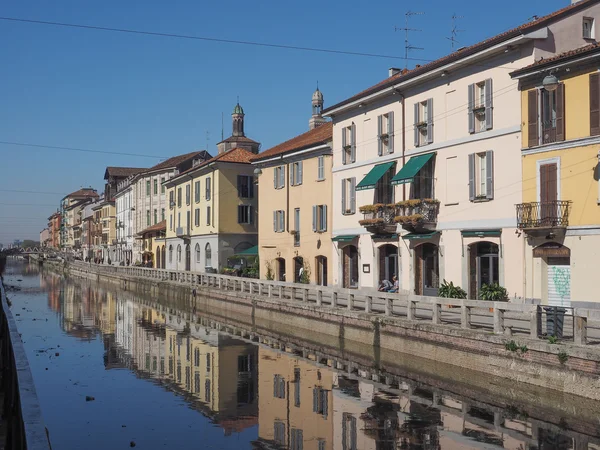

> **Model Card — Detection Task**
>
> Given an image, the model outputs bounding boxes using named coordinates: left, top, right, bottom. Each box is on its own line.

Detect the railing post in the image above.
left=406, top=299, right=416, bottom=320
left=316, top=289, right=323, bottom=306
left=575, top=315, right=588, bottom=345
left=218, top=278, right=223, bottom=290
left=530, top=309, right=539, bottom=339
left=303, top=288, right=308, bottom=302
left=432, top=301, right=441, bottom=324
left=385, top=296, right=393, bottom=316
left=268, top=284, right=273, bottom=298
left=461, top=300, right=471, bottom=329
left=365, top=296, right=372, bottom=313
left=493, top=304, right=504, bottom=334
left=332, top=291, right=338, bottom=308
left=290, top=286, right=295, bottom=301
left=278, top=285, right=283, bottom=299
left=347, top=293, right=354, bottom=311
left=249, top=281, right=254, bottom=295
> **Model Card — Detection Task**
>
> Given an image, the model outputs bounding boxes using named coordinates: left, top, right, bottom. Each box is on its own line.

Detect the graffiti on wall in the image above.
left=551, top=266, right=571, bottom=303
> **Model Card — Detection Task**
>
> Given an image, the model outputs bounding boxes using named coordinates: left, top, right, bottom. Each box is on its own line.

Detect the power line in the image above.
left=0, top=141, right=165, bottom=159
left=0, top=202, right=59, bottom=207
left=0, top=189, right=66, bottom=195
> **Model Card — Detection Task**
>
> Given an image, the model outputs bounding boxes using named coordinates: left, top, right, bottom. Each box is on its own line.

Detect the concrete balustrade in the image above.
left=69, top=261, right=600, bottom=346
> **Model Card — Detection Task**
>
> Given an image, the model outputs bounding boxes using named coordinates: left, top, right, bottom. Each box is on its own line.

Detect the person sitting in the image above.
left=378, top=279, right=393, bottom=292
left=388, top=276, right=399, bottom=293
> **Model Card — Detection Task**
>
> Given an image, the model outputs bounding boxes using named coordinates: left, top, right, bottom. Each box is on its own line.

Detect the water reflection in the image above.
left=22, top=267, right=600, bottom=449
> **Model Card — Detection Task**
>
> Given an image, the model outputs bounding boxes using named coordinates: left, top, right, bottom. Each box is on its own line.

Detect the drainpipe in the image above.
left=285, top=157, right=290, bottom=232
left=401, top=93, right=406, bottom=202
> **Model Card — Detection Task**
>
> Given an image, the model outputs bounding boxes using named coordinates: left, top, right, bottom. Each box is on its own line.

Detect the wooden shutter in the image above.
left=322, top=205, right=328, bottom=231
left=414, top=103, right=420, bottom=147
left=350, top=123, right=356, bottom=163
left=280, top=165, right=285, bottom=188
left=341, top=179, right=347, bottom=214
left=485, top=78, right=493, bottom=130
left=527, top=90, right=539, bottom=147
left=273, top=211, right=277, bottom=232
left=312, top=206, right=317, bottom=231
left=322, top=390, right=328, bottom=418
left=468, top=153, right=475, bottom=201
left=426, top=98, right=434, bottom=144
left=556, top=83, right=565, bottom=142
left=591, top=73, right=600, bottom=136
left=540, top=164, right=558, bottom=203
left=249, top=206, right=253, bottom=224
left=350, top=178, right=356, bottom=214
left=388, top=111, right=394, bottom=153
left=237, top=205, right=242, bottom=223
left=313, top=388, right=318, bottom=412
left=280, top=211, right=285, bottom=232
left=377, top=115, right=383, bottom=156
left=342, top=128, right=347, bottom=165
left=290, top=164, right=295, bottom=186
left=298, top=161, right=303, bottom=184
left=485, top=150, right=494, bottom=200
left=273, top=167, right=278, bottom=189
left=468, top=84, right=475, bottom=134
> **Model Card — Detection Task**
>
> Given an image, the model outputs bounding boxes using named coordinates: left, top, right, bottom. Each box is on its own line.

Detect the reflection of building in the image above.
left=255, top=347, right=334, bottom=449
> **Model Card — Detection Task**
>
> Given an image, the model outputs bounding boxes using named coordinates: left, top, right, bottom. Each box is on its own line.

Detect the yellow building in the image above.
left=138, top=220, right=166, bottom=267
left=163, top=103, right=259, bottom=272
left=511, top=43, right=600, bottom=306
left=256, top=347, right=334, bottom=449
left=251, top=91, right=333, bottom=284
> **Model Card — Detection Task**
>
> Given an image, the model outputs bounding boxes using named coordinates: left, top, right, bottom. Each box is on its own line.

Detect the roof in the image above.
left=66, top=188, right=99, bottom=199
left=170, top=148, right=256, bottom=183
left=104, top=167, right=146, bottom=179
left=323, top=0, right=600, bottom=113
left=146, top=151, right=211, bottom=172
left=251, top=122, right=332, bottom=162
left=217, top=135, right=259, bottom=145
left=138, top=220, right=166, bottom=236
left=233, top=103, right=244, bottom=115
left=510, top=42, right=600, bottom=76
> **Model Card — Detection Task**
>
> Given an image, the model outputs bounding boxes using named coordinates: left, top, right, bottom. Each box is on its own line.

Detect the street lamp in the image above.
left=542, top=71, right=559, bottom=92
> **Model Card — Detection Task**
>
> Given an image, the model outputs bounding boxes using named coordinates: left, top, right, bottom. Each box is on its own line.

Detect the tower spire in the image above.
left=309, top=86, right=326, bottom=130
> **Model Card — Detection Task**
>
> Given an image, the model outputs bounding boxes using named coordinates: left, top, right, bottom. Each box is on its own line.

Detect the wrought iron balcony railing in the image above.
left=359, top=199, right=440, bottom=233
left=516, top=201, right=571, bottom=229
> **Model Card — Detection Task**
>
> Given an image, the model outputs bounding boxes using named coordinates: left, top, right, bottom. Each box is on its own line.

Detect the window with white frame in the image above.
left=583, top=17, right=595, bottom=39
left=195, top=181, right=200, bottom=203
left=195, top=243, right=201, bottom=263
left=312, top=205, right=327, bottom=232
left=342, top=124, right=356, bottom=165
left=205, top=243, right=212, bottom=267
left=377, top=112, right=394, bottom=155
left=468, top=79, right=493, bottom=133
left=274, top=165, right=286, bottom=189
left=317, top=156, right=325, bottom=181
left=273, top=210, right=285, bottom=232
left=185, top=185, right=191, bottom=205
left=414, top=99, right=433, bottom=146
left=206, top=206, right=211, bottom=226
left=177, top=188, right=182, bottom=207
left=194, top=208, right=200, bottom=227
left=293, top=208, right=300, bottom=246
left=177, top=245, right=182, bottom=262
left=161, top=177, right=165, bottom=194
left=205, top=178, right=211, bottom=200
left=468, top=151, right=494, bottom=201
left=290, top=162, right=303, bottom=186
left=341, top=178, right=356, bottom=215
left=238, top=205, right=252, bottom=224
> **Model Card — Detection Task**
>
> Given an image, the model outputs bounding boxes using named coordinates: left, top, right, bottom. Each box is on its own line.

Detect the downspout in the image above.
left=285, top=157, right=290, bottom=232
left=401, top=93, right=406, bottom=202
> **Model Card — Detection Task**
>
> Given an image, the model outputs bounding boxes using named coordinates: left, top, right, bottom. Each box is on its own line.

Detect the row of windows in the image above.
left=170, top=178, right=212, bottom=209
left=169, top=207, right=211, bottom=230
left=273, top=205, right=327, bottom=233
left=273, top=156, right=326, bottom=189
left=146, top=178, right=167, bottom=196
left=146, top=208, right=166, bottom=227
left=167, top=243, right=212, bottom=267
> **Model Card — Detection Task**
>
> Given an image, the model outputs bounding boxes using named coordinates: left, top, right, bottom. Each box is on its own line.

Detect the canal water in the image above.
left=3, top=260, right=600, bottom=450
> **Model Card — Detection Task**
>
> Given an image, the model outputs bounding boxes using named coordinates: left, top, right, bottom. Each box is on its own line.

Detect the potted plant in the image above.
left=480, top=283, right=509, bottom=311
left=438, top=280, right=466, bottom=307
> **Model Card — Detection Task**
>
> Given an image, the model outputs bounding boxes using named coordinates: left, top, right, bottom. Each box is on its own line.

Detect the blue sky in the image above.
left=0, top=0, right=570, bottom=244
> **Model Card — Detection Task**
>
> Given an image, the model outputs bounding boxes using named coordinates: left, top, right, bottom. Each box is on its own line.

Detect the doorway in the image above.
left=316, top=256, right=328, bottom=286
left=342, top=245, right=359, bottom=289
left=540, top=162, right=558, bottom=226
left=161, top=245, right=166, bottom=269
left=468, top=242, right=499, bottom=299
left=156, top=247, right=161, bottom=269
left=415, top=243, right=439, bottom=296
left=185, top=244, right=191, bottom=271
left=293, top=257, right=304, bottom=283
left=378, top=245, right=398, bottom=284
left=547, top=257, right=571, bottom=307
left=276, top=258, right=286, bottom=282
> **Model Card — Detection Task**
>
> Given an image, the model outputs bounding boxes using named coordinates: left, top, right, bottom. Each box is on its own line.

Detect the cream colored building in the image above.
left=163, top=103, right=259, bottom=272
left=323, top=0, right=600, bottom=297
left=252, top=90, right=333, bottom=284
left=59, top=188, right=99, bottom=252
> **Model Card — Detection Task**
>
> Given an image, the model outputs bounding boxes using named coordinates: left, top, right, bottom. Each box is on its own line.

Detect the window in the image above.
left=274, top=165, right=286, bottom=189
left=273, top=375, right=286, bottom=399
left=178, top=212, right=181, bottom=228
left=293, top=368, right=301, bottom=407
left=375, top=165, right=395, bottom=205
left=237, top=175, right=254, bottom=198
left=377, top=112, right=394, bottom=155
left=205, top=243, right=212, bottom=267
left=205, top=380, right=211, bottom=402
left=528, top=85, right=565, bottom=146
left=169, top=214, right=173, bottom=230
left=169, top=245, right=173, bottom=263
left=290, top=162, right=303, bottom=186
left=318, top=440, right=326, bottom=450
left=317, top=155, right=325, bottom=181
left=205, top=178, right=211, bottom=200
left=146, top=210, right=151, bottom=227
left=185, top=185, right=191, bottom=205
left=469, top=151, right=494, bottom=201
left=195, top=243, right=201, bottom=263
left=195, top=208, right=200, bottom=227
left=312, top=205, right=327, bottom=232
left=412, top=157, right=435, bottom=200
left=161, top=177, right=165, bottom=194
left=206, top=353, right=211, bottom=372
left=206, top=206, right=211, bottom=226
left=146, top=180, right=151, bottom=196
left=153, top=179, right=158, bottom=195
left=342, top=124, right=356, bottom=164
left=341, top=178, right=356, bottom=215
left=290, top=429, right=303, bottom=450
left=177, top=188, right=182, bottom=207
left=177, top=245, right=181, bottom=262
left=274, top=422, right=285, bottom=446
left=194, top=348, right=200, bottom=367
left=169, top=191, right=174, bottom=209
left=293, top=208, right=300, bottom=246
left=342, top=414, right=358, bottom=450
left=238, top=205, right=252, bottom=224
left=161, top=208, right=165, bottom=222
left=273, top=210, right=285, bottom=232
left=584, top=17, right=595, bottom=39
left=414, top=99, right=433, bottom=146
left=153, top=209, right=157, bottom=225
left=313, top=388, right=328, bottom=417
left=195, top=181, right=200, bottom=203
left=469, top=79, right=493, bottom=133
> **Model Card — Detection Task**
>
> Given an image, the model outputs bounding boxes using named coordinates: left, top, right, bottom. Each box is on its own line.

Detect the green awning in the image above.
left=235, top=245, right=258, bottom=256
left=356, top=162, right=395, bottom=191
left=461, top=230, right=502, bottom=238
left=402, top=231, right=440, bottom=240
left=332, top=235, right=358, bottom=242
left=372, top=234, right=398, bottom=240
left=391, top=153, right=435, bottom=185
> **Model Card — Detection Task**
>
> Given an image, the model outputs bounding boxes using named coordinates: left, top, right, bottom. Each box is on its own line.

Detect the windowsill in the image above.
left=444, top=202, right=459, bottom=206
left=472, top=197, right=491, bottom=203
left=342, top=212, right=355, bottom=216
left=316, top=178, right=325, bottom=182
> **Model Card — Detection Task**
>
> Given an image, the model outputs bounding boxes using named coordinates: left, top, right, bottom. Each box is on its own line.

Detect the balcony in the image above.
left=516, top=201, right=571, bottom=232
left=541, top=122, right=557, bottom=145
left=359, top=199, right=440, bottom=234
left=176, top=226, right=190, bottom=238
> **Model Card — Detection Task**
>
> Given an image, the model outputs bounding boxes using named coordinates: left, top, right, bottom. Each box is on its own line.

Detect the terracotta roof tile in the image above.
left=104, top=167, right=147, bottom=179
left=170, top=147, right=256, bottom=182
left=66, top=188, right=99, bottom=199
left=251, top=122, right=332, bottom=161
left=323, top=0, right=600, bottom=113
left=147, top=151, right=211, bottom=172
left=511, top=42, right=600, bottom=75
left=217, top=135, right=259, bottom=145
left=138, top=220, right=166, bottom=235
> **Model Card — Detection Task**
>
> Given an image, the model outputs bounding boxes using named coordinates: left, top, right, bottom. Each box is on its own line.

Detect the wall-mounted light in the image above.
left=542, top=71, right=559, bottom=92
left=253, top=167, right=263, bottom=178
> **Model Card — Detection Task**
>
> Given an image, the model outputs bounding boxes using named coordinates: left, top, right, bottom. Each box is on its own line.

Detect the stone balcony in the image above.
left=359, top=199, right=440, bottom=234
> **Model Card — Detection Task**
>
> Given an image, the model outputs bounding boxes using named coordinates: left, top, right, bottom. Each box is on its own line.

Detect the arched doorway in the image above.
left=342, top=245, right=359, bottom=289
left=185, top=244, right=191, bottom=271
left=414, top=243, right=439, bottom=296
left=275, top=258, right=286, bottom=282
left=468, top=241, right=499, bottom=299
left=315, top=256, right=327, bottom=286
left=161, top=245, right=166, bottom=269
left=169, top=245, right=173, bottom=266
left=195, top=243, right=201, bottom=266
left=177, top=245, right=182, bottom=269
left=156, top=246, right=161, bottom=269
left=378, top=245, right=398, bottom=285
left=293, top=257, right=304, bottom=283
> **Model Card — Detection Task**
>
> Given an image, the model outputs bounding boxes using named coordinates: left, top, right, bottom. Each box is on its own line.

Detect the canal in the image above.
left=3, top=259, right=600, bottom=450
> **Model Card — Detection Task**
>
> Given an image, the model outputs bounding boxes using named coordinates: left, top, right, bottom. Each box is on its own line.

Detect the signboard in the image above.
left=533, top=242, right=571, bottom=258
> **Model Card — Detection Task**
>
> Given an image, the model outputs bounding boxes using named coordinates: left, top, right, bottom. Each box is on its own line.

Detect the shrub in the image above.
left=358, top=218, right=384, bottom=226
left=479, top=283, right=508, bottom=301
left=265, top=260, right=274, bottom=281
left=438, top=279, right=467, bottom=299
left=558, top=350, right=569, bottom=365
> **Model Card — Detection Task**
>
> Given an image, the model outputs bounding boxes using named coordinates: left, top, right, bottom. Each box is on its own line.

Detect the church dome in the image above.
left=312, top=88, right=323, bottom=103
left=233, top=103, right=244, bottom=115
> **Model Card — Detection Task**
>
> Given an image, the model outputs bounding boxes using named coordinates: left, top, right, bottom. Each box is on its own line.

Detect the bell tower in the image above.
left=232, top=102, right=245, bottom=137
left=309, top=87, right=327, bottom=130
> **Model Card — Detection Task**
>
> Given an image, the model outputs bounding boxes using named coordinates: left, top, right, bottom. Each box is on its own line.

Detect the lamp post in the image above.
left=542, top=71, right=559, bottom=91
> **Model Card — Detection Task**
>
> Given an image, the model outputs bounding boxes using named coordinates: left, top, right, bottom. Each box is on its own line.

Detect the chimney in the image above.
left=388, top=67, right=402, bottom=77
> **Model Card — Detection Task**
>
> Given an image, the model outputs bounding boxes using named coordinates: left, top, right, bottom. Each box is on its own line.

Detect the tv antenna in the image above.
left=447, top=13, right=464, bottom=50
left=206, top=130, right=210, bottom=150
left=395, top=11, right=424, bottom=69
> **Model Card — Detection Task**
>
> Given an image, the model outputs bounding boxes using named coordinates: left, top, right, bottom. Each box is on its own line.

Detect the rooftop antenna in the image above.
left=395, top=11, right=424, bottom=69
left=447, top=13, right=464, bottom=50
left=206, top=130, right=210, bottom=150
